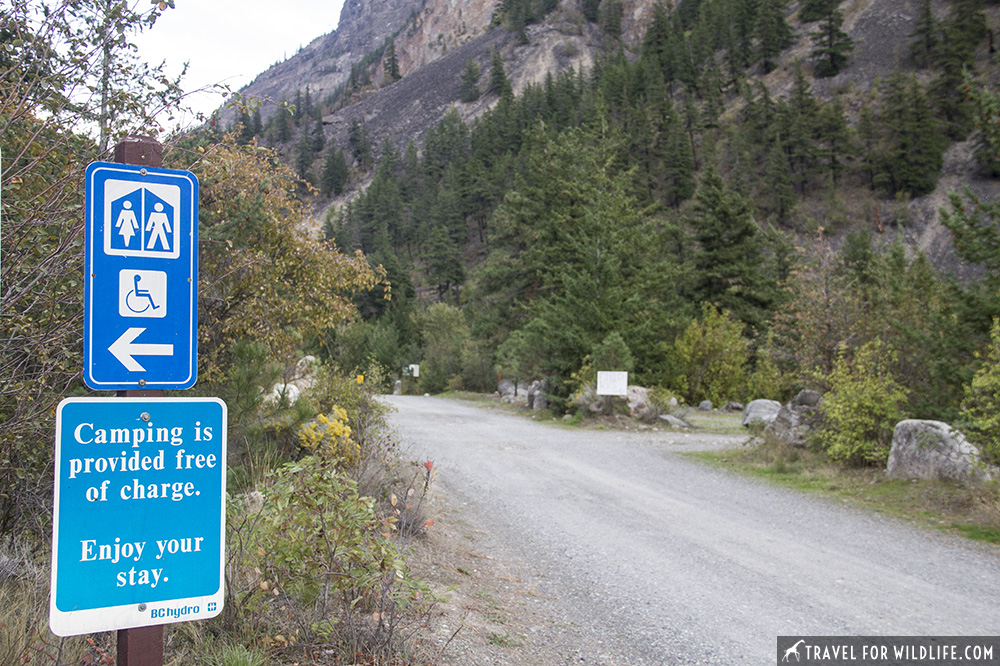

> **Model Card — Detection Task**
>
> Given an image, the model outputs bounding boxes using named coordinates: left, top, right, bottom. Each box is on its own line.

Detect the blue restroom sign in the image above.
left=50, top=397, right=227, bottom=636
left=84, top=162, right=198, bottom=390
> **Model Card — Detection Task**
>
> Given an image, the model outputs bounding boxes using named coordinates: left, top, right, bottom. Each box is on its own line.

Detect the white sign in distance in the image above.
left=596, top=371, right=629, bottom=397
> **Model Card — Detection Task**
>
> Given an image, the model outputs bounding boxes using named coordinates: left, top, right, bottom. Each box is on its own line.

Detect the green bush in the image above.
left=818, top=340, right=909, bottom=465
left=744, top=332, right=790, bottom=401
left=959, top=318, right=1000, bottom=464
left=671, top=303, right=749, bottom=405
left=415, top=302, right=470, bottom=393
left=460, top=339, right=498, bottom=393
left=590, top=332, right=635, bottom=374
left=254, top=456, right=427, bottom=659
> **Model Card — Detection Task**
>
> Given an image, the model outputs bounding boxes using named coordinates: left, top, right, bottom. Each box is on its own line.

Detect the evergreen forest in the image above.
left=233, top=0, right=1000, bottom=465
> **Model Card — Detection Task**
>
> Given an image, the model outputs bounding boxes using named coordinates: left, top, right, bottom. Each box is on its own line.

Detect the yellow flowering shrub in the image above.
left=297, top=408, right=360, bottom=466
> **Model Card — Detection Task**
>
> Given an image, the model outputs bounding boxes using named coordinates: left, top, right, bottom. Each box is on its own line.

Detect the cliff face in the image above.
left=235, top=0, right=656, bottom=123
left=237, top=0, right=423, bottom=113
left=241, top=0, right=923, bottom=141
left=234, top=0, right=611, bottom=157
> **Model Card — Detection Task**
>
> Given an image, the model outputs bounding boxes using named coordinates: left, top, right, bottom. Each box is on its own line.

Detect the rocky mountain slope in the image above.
left=238, top=0, right=952, bottom=138
left=233, top=0, right=998, bottom=276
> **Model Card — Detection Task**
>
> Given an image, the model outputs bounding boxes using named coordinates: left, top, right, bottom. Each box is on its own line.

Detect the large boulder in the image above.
left=528, top=379, right=548, bottom=411
left=765, top=390, right=823, bottom=447
left=627, top=385, right=649, bottom=413
left=791, top=389, right=823, bottom=408
left=698, top=400, right=713, bottom=411
left=742, top=399, right=782, bottom=428
left=498, top=378, right=517, bottom=402
left=887, top=420, right=995, bottom=482
left=263, top=382, right=300, bottom=405
left=572, top=384, right=603, bottom=415
left=287, top=355, right=320, bottom=393
left=628, top=386, right=660, bottom=423
left=659, top=413, right=691, bottom=428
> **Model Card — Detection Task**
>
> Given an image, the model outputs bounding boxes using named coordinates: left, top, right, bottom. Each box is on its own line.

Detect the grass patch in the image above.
left=689, top=435, right=1000, bottom=545
left=952, top=524, right=1000, bottom=544
left=439, top=390, right=502, bottom=407
left=488, top=631, right=522, bottom=648
left=676, top=409, right=746, bottom=435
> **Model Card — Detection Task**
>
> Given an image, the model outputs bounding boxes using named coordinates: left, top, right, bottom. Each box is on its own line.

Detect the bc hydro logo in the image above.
left=150, top=603, right=210, bottom=620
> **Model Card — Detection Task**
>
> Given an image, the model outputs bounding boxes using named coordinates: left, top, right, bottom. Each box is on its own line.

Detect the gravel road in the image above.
left=387, top=395, right=1000, bottom=665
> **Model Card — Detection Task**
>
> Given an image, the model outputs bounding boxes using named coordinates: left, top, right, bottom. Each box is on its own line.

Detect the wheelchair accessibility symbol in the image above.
left=119, top=270, right=167, bottom=318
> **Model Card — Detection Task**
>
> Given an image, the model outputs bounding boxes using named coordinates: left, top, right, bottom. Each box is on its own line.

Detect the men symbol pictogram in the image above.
left=145, top=202, right=172, bottom=251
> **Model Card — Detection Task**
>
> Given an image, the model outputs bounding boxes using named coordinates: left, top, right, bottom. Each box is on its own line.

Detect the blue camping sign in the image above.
left=50, top=397, right=227, bottom=636
left=83, top=162, right=198, bottom=390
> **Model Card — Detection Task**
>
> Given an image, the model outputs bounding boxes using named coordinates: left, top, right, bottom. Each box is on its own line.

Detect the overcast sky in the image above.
left=133, top=1, right=346, bottom=124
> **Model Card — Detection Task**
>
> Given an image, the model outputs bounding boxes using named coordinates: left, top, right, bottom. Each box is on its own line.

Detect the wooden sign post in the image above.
left=116, top=135, right=165, bottom=666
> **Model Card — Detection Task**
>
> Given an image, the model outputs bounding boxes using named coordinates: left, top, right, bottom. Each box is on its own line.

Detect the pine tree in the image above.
left=699, top=64, right=726, bottom=129
left=348, top=119, right=372, bottom=168
left=294, top=129, right=314, bottom=181
left=856, top=103, right=879, bottom=190
left=763, top=134, right=795, bottom=222
left=293, top=88, right=303, bottom=123
left=663, top=100, right=696, bottom=207
left=782, top=66, right=820, bottom=193
left=302, top=86, right=314, bottom=119
left=874, top=74, right=946, bottom=196
left=425, top=223, right=465, bottom=303
left=815, top=97, right=854, bottom=184
left=237, top=107, right=256, bottom=144
left=730, top=0, right=758, bottom=70
left=909, top=0, right=937, bottom=68
left=488, top=49, right=513, bottom=100
left=930, top=0, right=986, bottom=139
left=321, top=147, right=349, bottom=197
left=272, top=103, right=293, bottom=143
left=399, top=139, right=424, bottom=205
left=251, top=108, right=263, bottom=137
left=384, top=37, right=401, bottom=81
left=475, top=120, right=690, bottom=386
left=676, top=0, right=702, bottom=30
left=687, top=167, right=780, bottom=333
left=600, top=0, right=624, bottom=42
left=642, top=3, right=673, bottom=72
left=508, top=0, right=530, bottom=44
left=811, top=7, right=853, bottom=77
left=800, top=0, right=837, bottom=23
left=755, top=0, right=792, bottom=73
left=460, top=58, right=481, bottom=102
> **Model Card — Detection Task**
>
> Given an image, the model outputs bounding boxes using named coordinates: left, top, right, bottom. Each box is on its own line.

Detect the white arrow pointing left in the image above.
left=109, top=327, right=174, bottom=372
